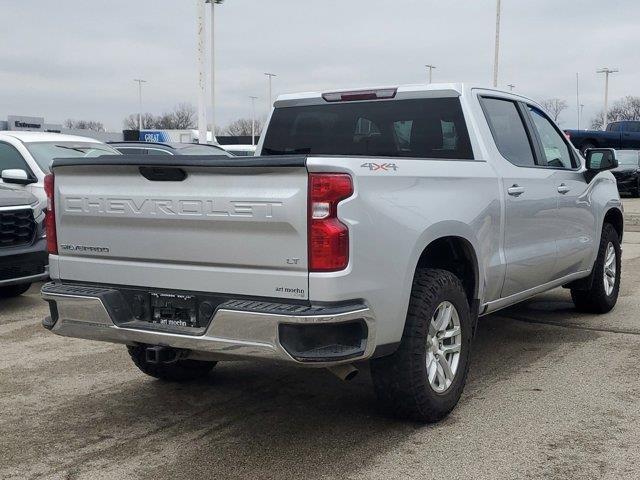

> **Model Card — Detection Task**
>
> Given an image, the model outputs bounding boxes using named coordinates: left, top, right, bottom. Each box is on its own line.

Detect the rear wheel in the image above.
left=127, top=345, right=217, bottom=382
left=571, top=223, right=621, bottom=313
left=370, top=268, right=473, bottom=423
left=0, top=283, right=31, bottom=299
left=632, top=180, right=640, bottom=198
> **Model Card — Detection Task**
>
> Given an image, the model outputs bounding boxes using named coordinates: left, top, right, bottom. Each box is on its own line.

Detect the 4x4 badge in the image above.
left=361, top=162, right=398, bottom=172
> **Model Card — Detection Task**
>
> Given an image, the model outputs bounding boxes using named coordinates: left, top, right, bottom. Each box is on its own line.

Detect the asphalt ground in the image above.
left=1, top=203, right=639, bottom=480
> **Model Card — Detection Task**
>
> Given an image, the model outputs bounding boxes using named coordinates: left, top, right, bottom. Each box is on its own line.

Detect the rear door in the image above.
left=480, top=96, right=559, bottom=297
left=52, top=156, right=310, bottom=300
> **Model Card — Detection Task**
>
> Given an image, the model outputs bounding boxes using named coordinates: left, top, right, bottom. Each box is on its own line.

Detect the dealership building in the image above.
left=0, top=114, right=123, bottom=142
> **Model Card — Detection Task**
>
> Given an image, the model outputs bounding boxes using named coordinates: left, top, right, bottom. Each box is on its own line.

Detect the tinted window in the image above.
left=0, top=142, right=30, bottom=173
left=262, top=98, right=474, bottom=159
left=528, top=107, right=575, bottom=169
left=179, top=145, right=230, bottom=156
left=481, top=98, right=535, bottom=167
left=625, top=122, right=640, bottom=133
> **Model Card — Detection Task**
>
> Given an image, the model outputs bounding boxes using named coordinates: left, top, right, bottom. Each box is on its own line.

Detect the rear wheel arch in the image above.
left=603, top=207, right=623, bottom=242
left=414, top=236, right=480, bottom=308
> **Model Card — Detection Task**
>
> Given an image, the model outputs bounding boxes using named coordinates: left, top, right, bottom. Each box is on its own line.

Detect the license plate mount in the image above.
left=150, top=292, right=198, bottom=328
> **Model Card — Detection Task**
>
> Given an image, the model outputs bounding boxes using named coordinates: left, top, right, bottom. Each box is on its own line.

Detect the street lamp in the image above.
left=493, top=0, right=501, bottom=87
left=597, top=68, right=618, bottom=130
left=264, top=73, right=277, bottom=117
left=249, top=96, right=258, bottom=146
left=425, top=64, right=436, bottom=84
left=206, top=0, right=224, bottom=143
left=133, top=79, right=147, bottom=131
left=196, top=0, right=207, bottom=143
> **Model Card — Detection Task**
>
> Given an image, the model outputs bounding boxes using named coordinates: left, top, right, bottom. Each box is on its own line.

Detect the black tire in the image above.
left=370, top=268, right=473, bottom=423
left=127, top=345, right=217, bottom=382
left=580, top=142, right=596, bottom=156
left=632, top=181, right=640, bottom=198
left=571, top=223, right=621, bottom=313
left=0, top=283, right=31, bottom=299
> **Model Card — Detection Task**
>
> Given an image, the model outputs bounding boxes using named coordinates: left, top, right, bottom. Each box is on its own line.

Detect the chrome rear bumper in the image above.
left=41, top=282, right=375, bottom=366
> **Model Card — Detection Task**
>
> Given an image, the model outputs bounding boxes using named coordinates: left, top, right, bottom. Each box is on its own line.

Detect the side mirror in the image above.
left=585, top=148, right=618, bottom=172
left=1, top=169, right=35, bottom=185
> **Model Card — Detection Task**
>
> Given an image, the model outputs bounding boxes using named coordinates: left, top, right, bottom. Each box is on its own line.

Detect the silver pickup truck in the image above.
left=41, top=84, right=623, bottom=422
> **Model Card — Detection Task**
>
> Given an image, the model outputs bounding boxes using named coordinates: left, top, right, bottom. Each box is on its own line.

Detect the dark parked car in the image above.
left=611, top=150, right=640, bottom=197
left=0, top=184, right=48, bottom=298
left=108, top=142, right=233, bottom=157
left=565, top=120, right=640, bottom=154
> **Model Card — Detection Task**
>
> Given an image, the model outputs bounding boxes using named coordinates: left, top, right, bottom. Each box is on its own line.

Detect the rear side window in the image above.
left=262, top=98, right=473, bottom=159
left=480, top=97, right=535, bottom=167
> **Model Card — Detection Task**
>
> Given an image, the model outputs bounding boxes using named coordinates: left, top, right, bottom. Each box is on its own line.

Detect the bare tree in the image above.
left=64, top=119, right=106, bottom=132
left=539, top=98, right=569, bottom=123
left=170, top=103, right=196, bottom=129
left=590, top=96, right=640, bottom=130
left=122, top=103, right=196, bottom=130
left=123, top=113, right=158, bottom=130
left=221, top=118, right=264, bottom=136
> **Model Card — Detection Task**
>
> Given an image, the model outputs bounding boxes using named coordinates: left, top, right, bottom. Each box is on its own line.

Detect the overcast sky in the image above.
left=1, top=0, right=638, bottom=131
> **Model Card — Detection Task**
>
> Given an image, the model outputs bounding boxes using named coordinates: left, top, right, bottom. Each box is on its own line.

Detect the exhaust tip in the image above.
left=327, top=364, right=359, bottom=381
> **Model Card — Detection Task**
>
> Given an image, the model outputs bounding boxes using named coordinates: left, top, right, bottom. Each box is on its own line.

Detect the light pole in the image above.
left=133, top=79, right=147, bottom=131
left=579, top=104, right=585, bottom=130
left=196, top=0, right=207, bottom=144
left=425, top=64, right=436, bottom=84
left=507, top=84, right=515, bottom=91
left=576, top=72, right=580, bottom=129
left=493, top=0, right=501, bottom=88
left=597, top=68, right=618, bottom=130
left=264, top=73, right=277, bottom=117
left=249, top=95, right=258, bottom=146
left=206, top=0, right=223, bottom=143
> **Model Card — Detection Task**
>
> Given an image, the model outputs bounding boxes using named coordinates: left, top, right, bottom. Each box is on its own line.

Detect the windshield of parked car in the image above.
left=617, top=151, right=640, bottom=166
left=25, top=141, right=120, bottom=173
left=262, top=98, right=474, bottom=159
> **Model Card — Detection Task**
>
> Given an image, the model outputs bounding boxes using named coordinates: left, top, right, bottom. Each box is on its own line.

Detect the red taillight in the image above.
left=322, top=88, right=397, bottom=103
left=44, top=174, right=57, bottom=254
left=308, top=173, right=353, bottom=272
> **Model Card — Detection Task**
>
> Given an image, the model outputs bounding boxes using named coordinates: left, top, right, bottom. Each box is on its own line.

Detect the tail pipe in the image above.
left=327, top=363, right=359, bottom=381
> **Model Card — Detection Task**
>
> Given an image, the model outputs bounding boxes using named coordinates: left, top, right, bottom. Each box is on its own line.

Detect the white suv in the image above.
left=0, top=132, right=120, bottom=207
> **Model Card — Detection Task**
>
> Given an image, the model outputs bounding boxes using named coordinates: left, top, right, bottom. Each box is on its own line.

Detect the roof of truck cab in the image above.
left=0, top=131, right=105, bottom=144
left=273, top=83, right=539, bottom=108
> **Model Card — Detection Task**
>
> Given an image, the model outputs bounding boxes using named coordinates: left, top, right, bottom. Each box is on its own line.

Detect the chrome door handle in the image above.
left=507, top=185, right=525, bottom=196
left=557, top=184, right=571, bottom=194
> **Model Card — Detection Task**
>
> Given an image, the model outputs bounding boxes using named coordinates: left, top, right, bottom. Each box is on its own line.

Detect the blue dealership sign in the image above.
left=140, top=130, right=170, bottom=142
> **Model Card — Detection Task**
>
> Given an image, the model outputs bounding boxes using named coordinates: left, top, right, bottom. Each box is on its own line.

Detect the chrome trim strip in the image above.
left=0, top=266, right=49, bottom=287
left=0, top=205, right=32, bottom=212
left=481, top=270, right=591, bottom=315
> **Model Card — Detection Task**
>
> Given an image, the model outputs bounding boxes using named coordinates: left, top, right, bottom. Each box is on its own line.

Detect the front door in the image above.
left=526, top=105, right=597, bottom=277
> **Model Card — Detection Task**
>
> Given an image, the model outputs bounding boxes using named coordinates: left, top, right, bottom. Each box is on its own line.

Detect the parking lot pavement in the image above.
left=623, top=197, right=640, bottom=231
left=1, top=237, right=639, bottom=480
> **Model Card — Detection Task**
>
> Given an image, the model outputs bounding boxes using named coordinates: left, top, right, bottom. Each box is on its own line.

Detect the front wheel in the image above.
left=571, top=223, right=621, bottom=313
left=370, top=268, right=473, bottom=423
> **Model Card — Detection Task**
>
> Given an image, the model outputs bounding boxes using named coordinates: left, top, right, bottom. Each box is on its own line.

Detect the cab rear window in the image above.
left=262, top=98, right=473, bottom=159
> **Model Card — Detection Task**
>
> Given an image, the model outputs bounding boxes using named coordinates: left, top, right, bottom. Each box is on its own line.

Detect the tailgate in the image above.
left=52, top=156, right=309, bottom=300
